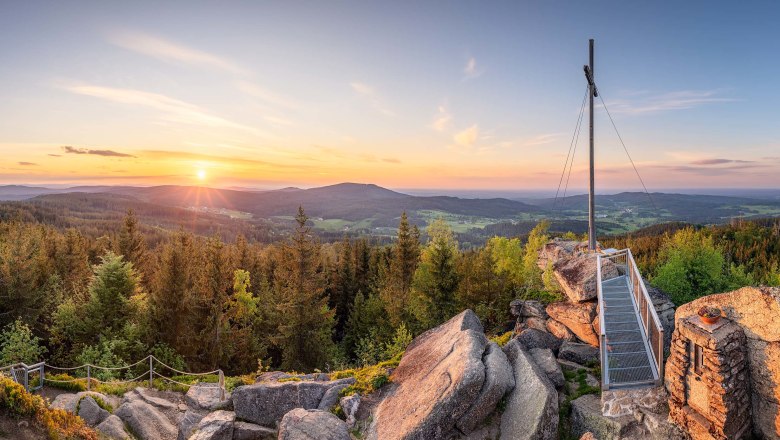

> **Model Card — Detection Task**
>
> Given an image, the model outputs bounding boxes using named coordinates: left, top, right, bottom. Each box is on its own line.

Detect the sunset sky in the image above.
left=1, top=1, right=779, bottom=191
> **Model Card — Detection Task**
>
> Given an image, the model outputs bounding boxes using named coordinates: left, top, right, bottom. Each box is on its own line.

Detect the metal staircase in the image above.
left=597, top=249, right=664, bottom=390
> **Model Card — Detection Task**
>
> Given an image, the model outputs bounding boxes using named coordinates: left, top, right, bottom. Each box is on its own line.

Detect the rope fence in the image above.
left=0, top=355, right=225, bottom=400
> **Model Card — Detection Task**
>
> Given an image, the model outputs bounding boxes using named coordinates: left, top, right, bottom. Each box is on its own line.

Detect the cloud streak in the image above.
left=454, top=125, right=479, bottom=147
left=62, top=83, right=262, bottom=135
left=18, top=162, right=38, bottom=166
left=690, top=158, right=753, bottom=165
left=62, top=146, right=136, bottom=157
left=605, top=90, right=737, bottom=114
left=463, top=56, right=484, bottom=79
left=433, top=105, right=452, bottom=131
left=108, top=30, right=246, bottom=74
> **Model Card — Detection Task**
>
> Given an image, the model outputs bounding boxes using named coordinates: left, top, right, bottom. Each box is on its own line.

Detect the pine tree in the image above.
left=194, top=236, right=231, bottom=369
left=380, top=212, right=420, bottom=326
left=273, top=207, right=336, bottom=371
left=117, top=210, right=146, bottom=272
left=330, top=237, right=357, bottom=339
left=83, top=252, right=143, bottom=342
left=408, top=219, right=460, bottom=330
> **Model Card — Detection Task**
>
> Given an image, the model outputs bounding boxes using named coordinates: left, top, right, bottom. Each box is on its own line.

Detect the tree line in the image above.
left=0, top=209, right=555, bottom=374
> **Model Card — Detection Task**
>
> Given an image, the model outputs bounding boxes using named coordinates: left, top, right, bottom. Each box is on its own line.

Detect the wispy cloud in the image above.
left=108, top=30, right=246, bottom=75
left=605, top=90, right=737, bottom=114
left=235, top=81, right=299, bottom=110
left=350, top=82, right=394, bottom=116
left=463, top=56, right=484, bottom=79
left=48, top=154, right=61, bottom=157
left=62, top=146, right=136, bottom=158
left=18, top=162, right=38, bottom=166
left=432, top=105, right=452, bottom=131
left=521, top=133, right=563, bottom=147
left=454, top=124, right=479, bottom=147
left=62, top=83, right=262, bottom=134
left=690, top=158, right=753, bottom=166
left=141, top=150, right=309, bottom=170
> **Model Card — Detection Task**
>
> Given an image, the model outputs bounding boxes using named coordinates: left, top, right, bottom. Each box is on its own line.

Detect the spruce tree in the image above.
left=118, top=210, right=146, bottom=272
left=273, top=207, right=336, bottom=371
left=380, top=212, right=420, bottom=327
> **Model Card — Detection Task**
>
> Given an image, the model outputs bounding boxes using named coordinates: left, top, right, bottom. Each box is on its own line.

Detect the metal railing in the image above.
left=598, top=248, right=665, bottom=388
left=1, top=355, right=225, bottom=400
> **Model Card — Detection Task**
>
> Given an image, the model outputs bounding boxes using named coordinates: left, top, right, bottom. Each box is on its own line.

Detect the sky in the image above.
left=1, top=1, right=779, bottom=192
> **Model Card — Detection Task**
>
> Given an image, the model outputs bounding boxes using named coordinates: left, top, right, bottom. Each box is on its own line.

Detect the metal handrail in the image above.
left=596, top=253, right=608, bottom=389
left=598, top=248, right=665, bottom=387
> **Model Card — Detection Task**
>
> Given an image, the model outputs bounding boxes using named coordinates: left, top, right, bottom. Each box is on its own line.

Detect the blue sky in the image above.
left=1, top=1, right=779, bottom=190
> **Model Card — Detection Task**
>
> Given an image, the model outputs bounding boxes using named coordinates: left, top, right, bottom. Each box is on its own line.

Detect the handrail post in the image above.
left=219, top=370, right=225, bottom=401
left=149, top=356, right=153, bottom=389
left=87, top=365, right=91, bottom=391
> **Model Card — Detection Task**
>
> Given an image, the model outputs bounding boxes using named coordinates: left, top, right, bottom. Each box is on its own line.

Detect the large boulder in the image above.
left=529, top=348, right=565, bottom=389
left=50, top=391, right=112, bottom=414
left=546, top=319, right=576, bottom=341
left=115, top=399, right=178, bottom=440
left=95, top=414, right=132, bottom=440
left=177, top=410, right=205, bottom=440
left=77, top=396, right=109, bottom=427
left=558, top=341, right=600, bottom=366
left=339, top=394, right=360, bottom=429
left=675, top=287, right=780, bottom=440
left=456, top=342, right=515, bottom=434
left=232, top=421, right=276, bottom=440
left=515, top=328, right=562, bottom=353
left=232, top=377, right=355, bottom=427
left=499, top=340, right=558, bottom=440
left=189, top=410, right=234, bottom=440
left=510, top=299, right=548, bottom=320
left=537, top=240, right=586, bottom=270
left=368, top=310, right=490, bottom=440
left=278, top=408, right=350, bottom=440
left=553, top=253, right=619, bottom=302
left=570, top=394, right=638, bottom=440
left=546, top=301, right=599, bottom=346
left=185, top=384, right=229, bottom=412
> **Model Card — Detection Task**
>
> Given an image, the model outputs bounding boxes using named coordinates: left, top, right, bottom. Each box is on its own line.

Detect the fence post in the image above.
left=86, top=365, right=91, bottom=391
left=149, top=356, right=153, bottom=389
left=218, top=370, right=225, bottom=401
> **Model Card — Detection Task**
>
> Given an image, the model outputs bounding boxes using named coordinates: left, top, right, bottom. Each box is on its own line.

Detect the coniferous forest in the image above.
left=2, top=206, right=779, bottom=376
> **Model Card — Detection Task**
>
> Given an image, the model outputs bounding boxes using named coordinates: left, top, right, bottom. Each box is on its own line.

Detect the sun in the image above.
left=196, top=169, right=207, bottom=181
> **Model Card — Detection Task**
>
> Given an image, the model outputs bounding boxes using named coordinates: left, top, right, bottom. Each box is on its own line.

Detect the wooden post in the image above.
left=586, top=39, right=597, bottom=252
left=218, top=370, right=225, bottom=401
left=149, top=356, right=153, bottom=389
left=86, top=365, right=91, bottom=391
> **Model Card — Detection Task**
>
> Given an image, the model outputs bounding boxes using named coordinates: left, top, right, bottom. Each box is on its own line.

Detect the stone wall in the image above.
left=674, top=287, right=780, bottom=439
left=666, top=317, right=751, bottom=440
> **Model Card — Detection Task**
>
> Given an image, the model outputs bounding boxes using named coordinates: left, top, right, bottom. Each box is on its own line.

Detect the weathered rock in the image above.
left=570, top=394, right=638, bottom=440
left=546, top=301, right=599, bottom=346
left=510, top=299, right=548, bottom=319
left=339, top=394, right=360, bottom=429
left=675, top=286, right=780, bottom=440
left=546, top=318, right=576, bottom=341
left=254, top=371, right=293, bottom=383
left=515, top=328, right=562, bottom=353
left=317, top=383, right=352, bottom=411
left=177, top=409, right=205, bottom=440
left=232, top=377, right=355, bottom=427
left=189, top=410, right=234, bottom=440
left=115, top=399, right=178, bottom=440
left=579, top=433, right=597, bottom=440
left=537, top=239, right=587, bottom=270
left=557, top=358, right=589, bottom=373
left=278, top=408, right=350, bottom=440
left=499, top=339, right=558, bottom=440
left=558, top=340, right=600, bottom=366
left=457, top=342, right=515, bottom=434
left=524, top=317, right=548, bottom=332
left=529, top=348, right=565, bottom=389
left=185, top=384, right=229, bottom=411
left=123, top=387, right=184, bottom=426
left=553, top=253, right=619, bottom=302
left=96, top=414, right=131, bottom=440
left=50, top=391, right=112, bottom=414
left=232, top=421, right=276, bottom=440
left=77, top=396, right=109, bottom=427
left=369, top=310, right=489, bottom=440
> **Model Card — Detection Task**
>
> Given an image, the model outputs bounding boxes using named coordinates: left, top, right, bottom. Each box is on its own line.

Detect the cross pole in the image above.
left=583, top=39, right=598, bottom=252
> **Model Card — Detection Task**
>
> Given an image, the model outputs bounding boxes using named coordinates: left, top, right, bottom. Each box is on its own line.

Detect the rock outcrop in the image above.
left=546, top=301, right=599, bottom=347
left=368, top=310, right=509, bottom=440
left=189, top=410, right=234, bottom=440
left=77, top=396, right=109, bottom=427
left=232, top=421, right=276, bottom=440
left=515, top=328, right=562, bottom=353
left=278, top=408, right=350, bottom=440
left=115, top=399, right=178, bottom=440
left=674, top=286, right=780, bottom=439
left=553, top=253, right=618, bottom=303
left=185, top=384, right=229, bottom=412
left=456, top=341, right=515, bottom=434
left=529, top=348, right=565, bottom=389
left=96, top=414, right=132, bottom=440
left=499, top=339, right=558, bottom=440
left=232, top=377, right=355, bottom=427
left=558, top=341, right=599, bottom=366
left=546, top=319, right=576, bottom=341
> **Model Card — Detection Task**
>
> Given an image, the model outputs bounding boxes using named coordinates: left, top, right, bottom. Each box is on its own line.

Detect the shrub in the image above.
left=332, top=357, right=400, bottom=396
left=489, top=331, right=513, bottom=347
left=0, top=319, right=47, bottom=365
